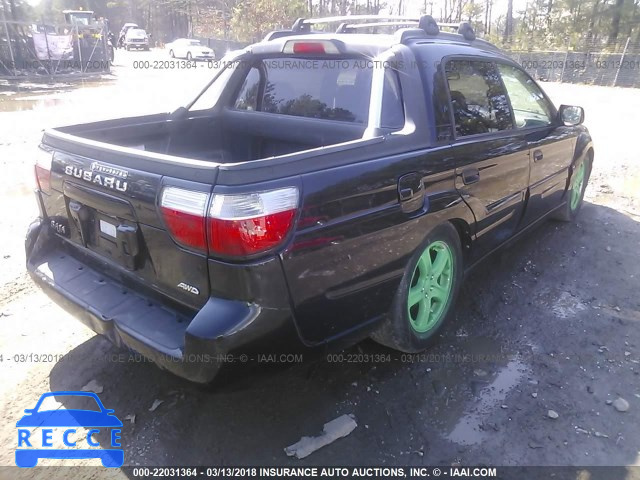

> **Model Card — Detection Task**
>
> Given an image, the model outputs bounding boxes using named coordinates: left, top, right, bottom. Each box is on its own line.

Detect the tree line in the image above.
left=1, top=0, right=638, bottom=50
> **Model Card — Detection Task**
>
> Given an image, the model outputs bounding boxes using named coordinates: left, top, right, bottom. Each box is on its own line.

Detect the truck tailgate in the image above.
left=39, top=130, right=219, bottom=309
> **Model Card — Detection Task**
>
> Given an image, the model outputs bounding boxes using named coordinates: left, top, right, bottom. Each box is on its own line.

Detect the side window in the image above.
left=497, top=64, right=553, bottom=128
left=380, top=69, right=404, bottom=129
left=233, top=67, right=260, bottom=111
left=445, top=59, right=513, bottom=137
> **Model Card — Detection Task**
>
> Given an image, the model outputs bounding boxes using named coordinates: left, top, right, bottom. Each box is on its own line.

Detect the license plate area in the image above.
left=99, top=219, right=117, bottom=238
left=67, top=199, right=141, bottom=271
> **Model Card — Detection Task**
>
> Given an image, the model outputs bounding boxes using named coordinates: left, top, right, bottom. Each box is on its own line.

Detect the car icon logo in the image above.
left=15, top=391, right=124, bottom=468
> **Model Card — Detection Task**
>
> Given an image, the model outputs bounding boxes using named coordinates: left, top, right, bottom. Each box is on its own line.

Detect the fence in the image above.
left=0, top=19, right=110, bottom=79
left=505, top=37, right=640, bottom=88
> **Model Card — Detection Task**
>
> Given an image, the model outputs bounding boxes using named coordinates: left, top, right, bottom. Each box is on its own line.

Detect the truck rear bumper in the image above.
left=26, top=218, right=302, bottom=383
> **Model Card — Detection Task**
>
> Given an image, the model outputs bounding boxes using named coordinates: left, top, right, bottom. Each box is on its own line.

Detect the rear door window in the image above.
left=445, top=59, right=513, bottom=137
left=381, top=68, right=404, bottom=129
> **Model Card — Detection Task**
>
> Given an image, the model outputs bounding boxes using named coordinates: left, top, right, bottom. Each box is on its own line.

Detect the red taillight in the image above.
left=208, top=187, right=299, bottom=256
left=160, top=187, right=208, bottom=252
left=35, top=148, right=52, bottom=193
left=160, top=186, right=299, bottom=257
left=208, top=210, right=296, bottom=256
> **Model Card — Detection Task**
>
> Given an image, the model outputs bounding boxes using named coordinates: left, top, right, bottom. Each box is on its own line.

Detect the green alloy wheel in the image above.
left=370, top=222, right=463, bottom=352
left=554, top=152, right=592, bottom=222
left=570, top=161, right=586, bottom=211
left=407, top=241, right=454, bottom=333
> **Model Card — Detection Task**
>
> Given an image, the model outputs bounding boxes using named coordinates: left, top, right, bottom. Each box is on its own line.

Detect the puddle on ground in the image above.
left=445, top=357, right=529, bottom=446
left=0, top=77, right=114, bottom=113
left=0, top=95, right=67, bottom=112
left=551, top=291, right=587, bottom=319
left=417, top=336, right=532, bottom=447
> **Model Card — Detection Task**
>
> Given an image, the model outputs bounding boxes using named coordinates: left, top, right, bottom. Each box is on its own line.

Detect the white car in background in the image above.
left=166, top=38, right=215, bottom=61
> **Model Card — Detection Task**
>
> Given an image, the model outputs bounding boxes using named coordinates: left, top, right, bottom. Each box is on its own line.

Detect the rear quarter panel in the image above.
left=281, top=146, right=474, bottom=345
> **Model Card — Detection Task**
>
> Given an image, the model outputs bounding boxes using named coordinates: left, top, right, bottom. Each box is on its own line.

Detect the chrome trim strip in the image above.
left=44, top=129, right=220, bottom=168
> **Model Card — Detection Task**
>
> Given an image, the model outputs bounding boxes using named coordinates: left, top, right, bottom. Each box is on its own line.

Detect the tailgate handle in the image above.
left=68, top=200, right=92, bottom=247
left=63, top=182, right=135, bottom=221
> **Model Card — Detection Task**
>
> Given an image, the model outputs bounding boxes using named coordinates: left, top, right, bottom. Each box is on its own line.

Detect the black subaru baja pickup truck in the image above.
left=26, top=15, right=593, bottom=383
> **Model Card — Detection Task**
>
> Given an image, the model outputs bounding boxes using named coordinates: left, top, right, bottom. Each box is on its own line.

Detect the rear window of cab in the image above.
left=232, top=58, right=404, bottom=128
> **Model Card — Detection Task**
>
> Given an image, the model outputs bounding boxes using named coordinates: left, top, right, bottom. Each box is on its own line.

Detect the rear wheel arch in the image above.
left=370, top=221, right=464, bottom=351
left=448, top=218, right=472, bottom=265
left=586, top=147, right=594, bottom=165
left=574, top=145, right=594, bottom=168
left=555, top=147, right=593, bottom=222
left=582, top=148, right=594, bottom=178
left=570, top=146, right=593, bottom=188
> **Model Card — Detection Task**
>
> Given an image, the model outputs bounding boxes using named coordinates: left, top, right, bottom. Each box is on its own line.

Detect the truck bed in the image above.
left=53, top=109, right=368, bottom=164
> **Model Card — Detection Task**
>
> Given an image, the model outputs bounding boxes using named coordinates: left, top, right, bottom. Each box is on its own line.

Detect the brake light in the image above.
left=293, top=42, right=325, bottom=54
left=35, top=148, right=53, bottom=193
left=160, top=187, right=208, bottom=252
left=282, top=40, right=340, bottom=55
left=208, top=187, right=299, bottom=256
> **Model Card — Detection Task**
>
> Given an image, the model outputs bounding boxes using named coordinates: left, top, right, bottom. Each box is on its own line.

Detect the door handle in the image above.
left=533, top=150, right=544, bottom=162
left=461, top=168, right=480, bottom=185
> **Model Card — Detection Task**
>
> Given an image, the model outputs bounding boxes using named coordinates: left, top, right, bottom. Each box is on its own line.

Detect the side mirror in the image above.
left=558, top=105, right=584, bottom=126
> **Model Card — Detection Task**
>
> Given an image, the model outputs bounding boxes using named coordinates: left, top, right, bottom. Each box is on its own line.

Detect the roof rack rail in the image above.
left=335, top=21, right=419, bottom=34
left=265, top=15, right=496, bottom=49
left=292, top=15, right=421, bottom=32
left=291, top=14, right=476, bottom=41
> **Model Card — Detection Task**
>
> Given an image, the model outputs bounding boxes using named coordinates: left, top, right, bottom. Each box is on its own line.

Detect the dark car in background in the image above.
left=25, top=15, right=593, bottom=383
left=123, top=27, right=149, bottom=51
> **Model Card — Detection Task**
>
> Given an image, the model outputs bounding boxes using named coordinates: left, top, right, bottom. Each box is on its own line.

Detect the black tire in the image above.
left=186, top=51, right=193, bottom=61
left=371, top=222, right=463, bottom=352
left=169, top=49, right=175, bottom=58
left=554, top=151, right=593, bottom=222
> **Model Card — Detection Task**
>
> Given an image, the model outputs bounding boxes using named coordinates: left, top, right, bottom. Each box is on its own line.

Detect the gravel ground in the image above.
left=1, top=50, right=639, bottom=476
